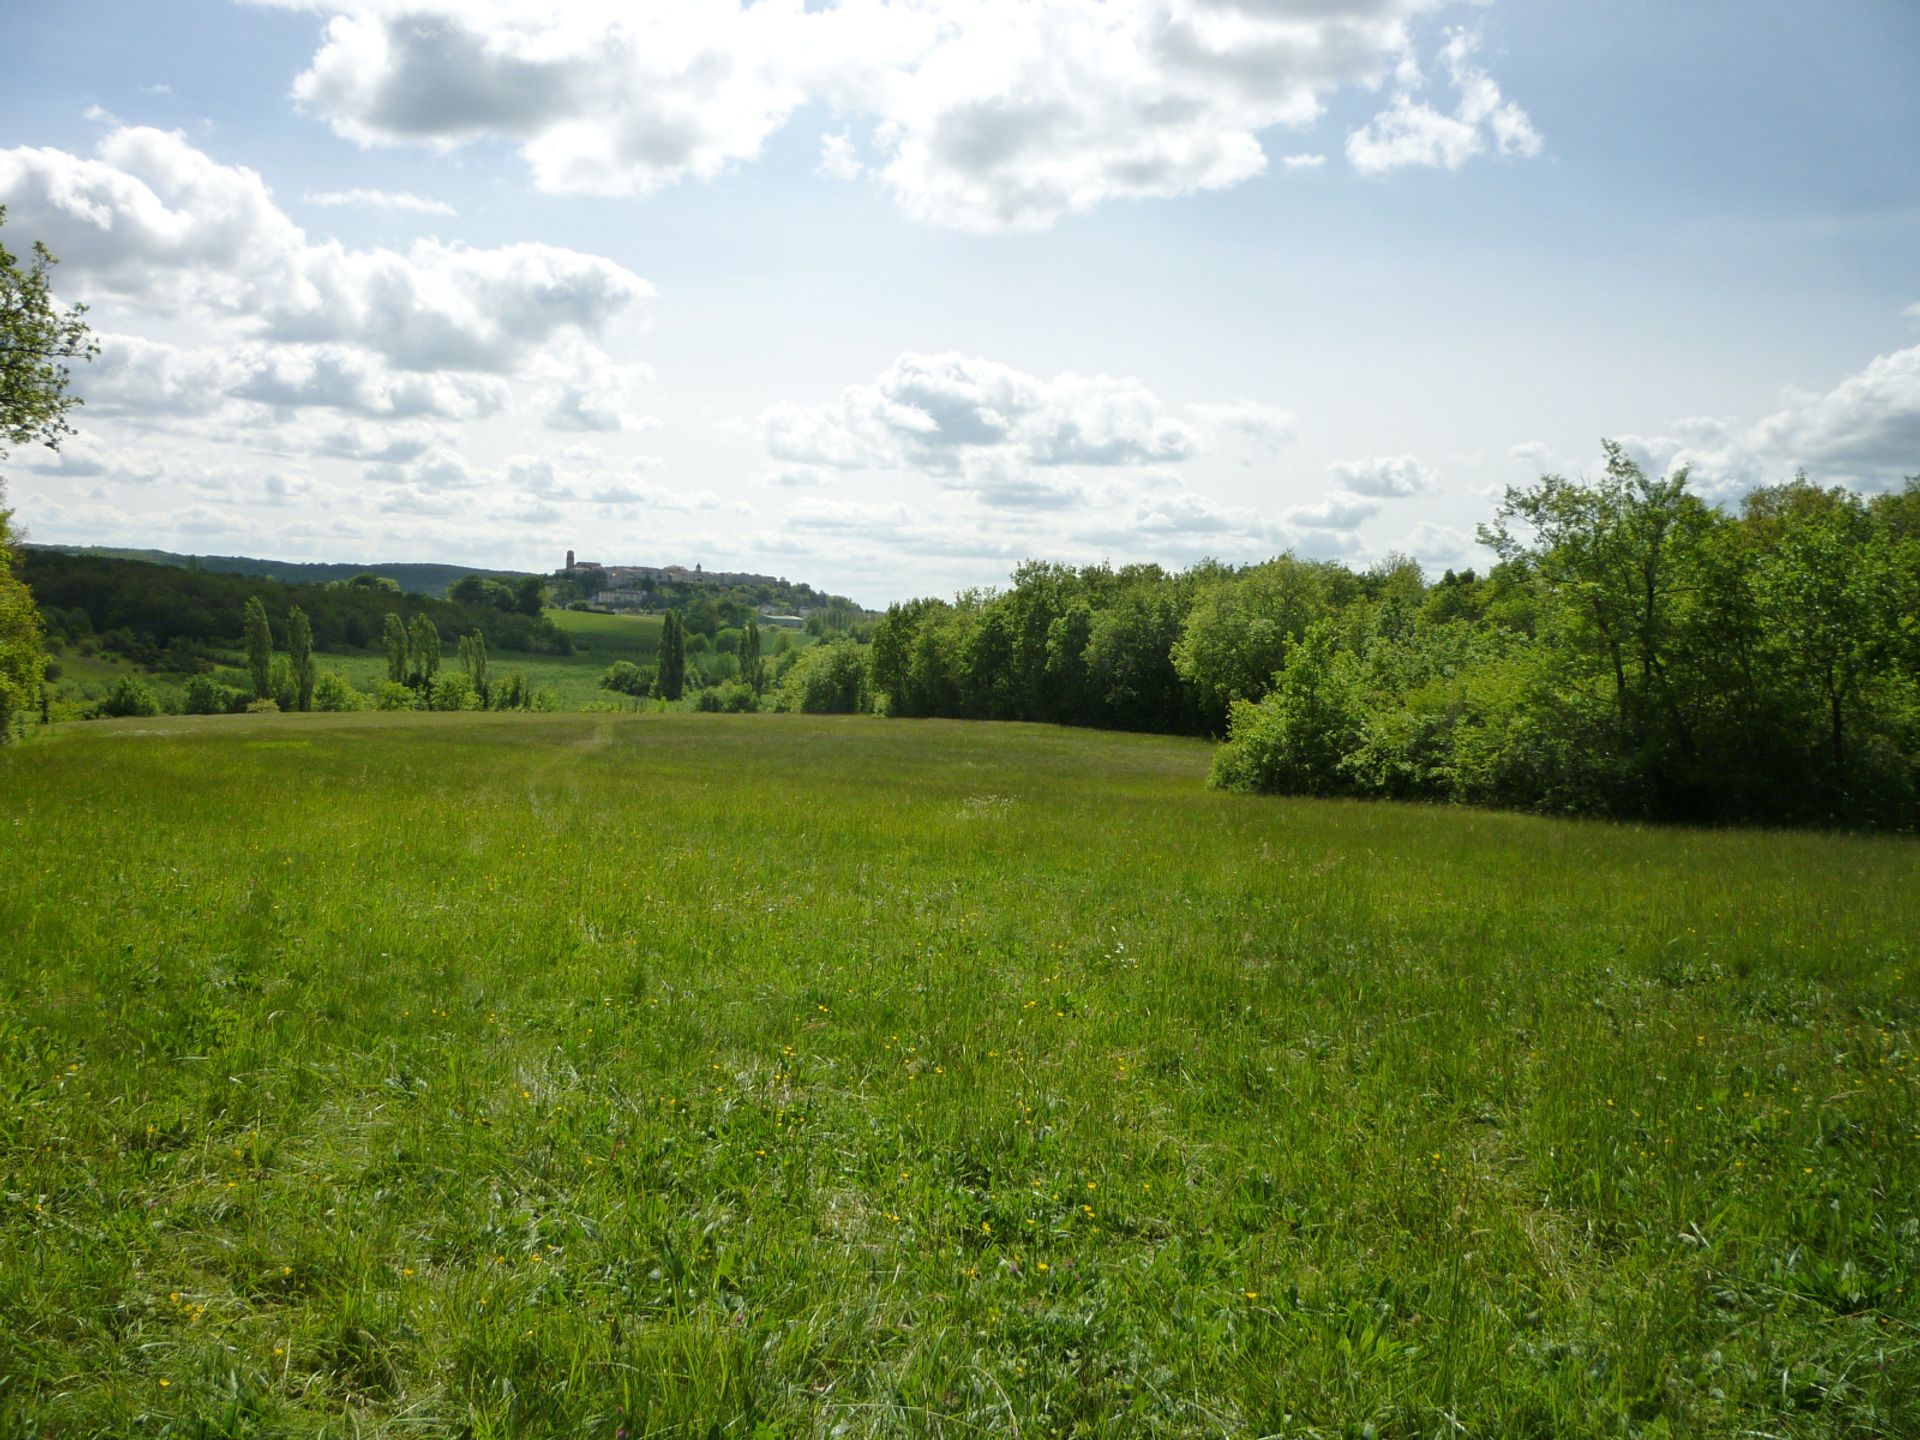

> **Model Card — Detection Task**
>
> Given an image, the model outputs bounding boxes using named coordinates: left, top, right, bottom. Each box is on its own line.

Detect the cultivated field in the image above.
left=2, top=714, right=1917, bottom=1437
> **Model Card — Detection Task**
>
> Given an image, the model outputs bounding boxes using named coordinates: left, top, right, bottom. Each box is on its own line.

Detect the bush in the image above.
left=182, top=674, right=238, bottom=715
left=245, top=697, right=281, bottom=715
left=600, top=660, right=653, bottom=696
left=776, top=638, right=870, bottom=714
left=372, top=681, right=420, bottom=711
left=427, top=673, right=481, bottom=711
left=96, top=676, right=163, bottom=719
left=693, top=682, right=755, bottom=713
left=312, top=670, right=363, bottom=712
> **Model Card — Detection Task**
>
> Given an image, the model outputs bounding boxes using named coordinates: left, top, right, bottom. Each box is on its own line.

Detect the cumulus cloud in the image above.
left=1284, top=490, right=1380, bottom=529
left=817, top=130, right=863, bottom=182
left=0, top=127, right=652, bottom=372
left=1326, top=453, right=1438, bottom=496
left=237, top=0, right=1535, bottom=232
left=1506, top=440, right=1550, bottom=468
left=305, top=186, right=457, bottom=215
left=1347, top=29, right=1541, bottom=176
left=761, top=352, right=1196, bottom=504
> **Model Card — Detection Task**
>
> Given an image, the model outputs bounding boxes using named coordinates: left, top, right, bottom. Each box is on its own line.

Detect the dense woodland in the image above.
left=20, top=550, right=573, bottom=667
left=840, top=452, right=1920, bottom=829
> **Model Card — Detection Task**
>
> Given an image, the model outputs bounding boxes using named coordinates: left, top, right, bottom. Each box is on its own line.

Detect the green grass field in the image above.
left=3, top=713, right=1917, bottom=1437
left=42, top=607, right=818, bottom=716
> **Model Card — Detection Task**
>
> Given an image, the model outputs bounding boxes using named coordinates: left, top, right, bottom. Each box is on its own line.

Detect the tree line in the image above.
left=22, top=551, right=573, bottom=670
left=849, top=452, right=1920, bottom=829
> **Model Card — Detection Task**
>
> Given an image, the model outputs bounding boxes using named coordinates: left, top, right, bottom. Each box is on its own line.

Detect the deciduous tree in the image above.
left=243, top=596, right=273, bottom=700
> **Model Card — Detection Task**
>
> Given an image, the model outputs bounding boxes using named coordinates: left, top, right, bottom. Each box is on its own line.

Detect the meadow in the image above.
left=42, top=607, right=823, bottom=717
left=2, top=712, right=1917, bottom=1438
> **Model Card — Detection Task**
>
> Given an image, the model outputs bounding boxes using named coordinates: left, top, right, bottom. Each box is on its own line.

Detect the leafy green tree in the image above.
left=242, top=596, right=273, bottom=700
left=2, top=206, right=97, bottom=458
left=1173, top=556, right=1334, bottom=732
left=513, top=576, right=546, bottom=617
left=381, top=612, right=410, bottom=684
left=287, top=605, right=315, bottom=711
left=656, top=609, right=687, bottom=700
left=458, top=630, right=490, bottom=705
left=740, top=618, right=765, bottom=695
left=407, top=614, right=441, bottom=688
left=0, top=490, right=43, bottom=741
left=2, top=210, right=96, bottom=740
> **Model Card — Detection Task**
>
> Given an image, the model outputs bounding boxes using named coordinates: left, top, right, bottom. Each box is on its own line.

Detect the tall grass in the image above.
left=2, top=713, right=1916, bottom=1437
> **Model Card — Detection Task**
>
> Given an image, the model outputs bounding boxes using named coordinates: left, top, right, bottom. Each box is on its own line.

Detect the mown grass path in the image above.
left=3, top=713, right=1917, bottom=1437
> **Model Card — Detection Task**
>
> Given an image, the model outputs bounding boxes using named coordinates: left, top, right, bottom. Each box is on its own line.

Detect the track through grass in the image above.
left=2, top=713, right=1917, bottom=1437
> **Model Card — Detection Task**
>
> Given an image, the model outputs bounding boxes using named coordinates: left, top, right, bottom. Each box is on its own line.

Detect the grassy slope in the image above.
left=2, top=714, right=1917, bottom=1437
left=46, top=608, right=810, bottom=715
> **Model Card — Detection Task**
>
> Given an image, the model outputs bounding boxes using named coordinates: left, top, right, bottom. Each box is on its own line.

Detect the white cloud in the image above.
left=760, top=352, right=1196, bottom=503
left=1284, top=490, right=1380, bottom=529
left=1902, top=301, right=1920, bottom=324
left=0, top=127, right=652, bottom=373
left=305, top=186, right=457, bottom=215
left=238, top=0, right=1534, bottom=232
left=1395, top=521, right=1476, bottom=570
left=1596, top=350, right=1920, bottom=500
left=1505, top=440, right=1549, bottom=468
left=1326, top=453, right=1438, bottom=496
left=817, top=130, right=863, bottom=183
left=1347, top=29, right=1541, bottom=176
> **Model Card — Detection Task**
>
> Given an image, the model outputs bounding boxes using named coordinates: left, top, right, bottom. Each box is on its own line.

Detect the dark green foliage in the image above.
left=18, top=552, right=573, bottom=664
left=740, top=618, right=765, bottom=695
left=868, top=453, right=1917, bottom=829
left=180, top=674, right=239, bottom=715
left=656, top=611, right=686, bottom=700
left=38, top=548, right=515, bottom=598
left=0, top=492, right=42, bottom=741
left=242, top=596, right=273, bottom=700
left=777, top=638, right=869, bottom=713
left=693, top=680, right=758, bottom=712
left=93, top=675, right=162, bottom=718
left=1210, top=459, right=1920, bottom=827
left=287, top=606, right=315, bottom=712
left=599, top=660, right=653, bottom=697
left=381, top=612, right=409, bottom=685
left=406, top=615, right=440, bottom=689
left=458, top=631, right=489, bottom=706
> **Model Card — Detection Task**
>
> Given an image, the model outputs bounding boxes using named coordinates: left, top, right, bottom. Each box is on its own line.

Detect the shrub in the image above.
left=245, top=697, right=281, bottom=715
left=694, top=682, right=755, bottom=713
left=313, top=671, right=363, bottom=712
left=372, top=681, right=420, bottom=711
left=600, top=660, right=653, bottom=697
left=427, top=672, right=481, bottom=711
left=182, top=674, right=238, bottom=715
left=776, top=638, right=870, bottom=714
left=96, top=676, right=163, bottom=719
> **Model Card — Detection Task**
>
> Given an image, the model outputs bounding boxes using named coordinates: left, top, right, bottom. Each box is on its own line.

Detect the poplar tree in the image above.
left=381, top=612, right=409, bottom=685
left=243, top=596, right=273, bottom=700
left=407, top=614, right=441, bottom=689
left=287, top=605, right=315, bottom=711
left=741, top=617, right=765, bottom=695
left=459, top=631, right=490, bottom=707
left=657, top=610, right=686, bottom=700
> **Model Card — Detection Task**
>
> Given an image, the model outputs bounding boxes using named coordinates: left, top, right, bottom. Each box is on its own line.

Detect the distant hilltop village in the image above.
left=561, top=550, right=786, bottom=590
left=557, top=549, right=839, bottom=627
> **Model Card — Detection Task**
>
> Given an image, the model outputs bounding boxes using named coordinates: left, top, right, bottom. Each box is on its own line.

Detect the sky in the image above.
left=1, top=0, right=1916, bottom=605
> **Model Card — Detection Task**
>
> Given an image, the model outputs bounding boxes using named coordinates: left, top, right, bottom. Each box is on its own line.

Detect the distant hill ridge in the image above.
left=28, top=545, right=528, bottom=598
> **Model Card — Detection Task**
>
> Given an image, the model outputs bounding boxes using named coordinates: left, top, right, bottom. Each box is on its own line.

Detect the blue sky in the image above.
left=3, top=0, right=1916, bottom=601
